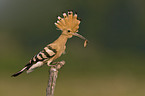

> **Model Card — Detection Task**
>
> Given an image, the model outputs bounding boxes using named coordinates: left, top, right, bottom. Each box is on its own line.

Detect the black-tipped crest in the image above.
left=55, top=11, right=81, bottom=32
left=68, top=12, right=71, bottom=15
left=77, top=17, right=82, bottom=21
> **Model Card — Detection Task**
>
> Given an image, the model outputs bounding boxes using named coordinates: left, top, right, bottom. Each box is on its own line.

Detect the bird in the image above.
left=11, top=11, right=88, bottom=77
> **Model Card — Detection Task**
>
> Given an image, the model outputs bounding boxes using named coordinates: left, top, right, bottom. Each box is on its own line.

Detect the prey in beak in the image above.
left=72, top=33, right=88, bottom=47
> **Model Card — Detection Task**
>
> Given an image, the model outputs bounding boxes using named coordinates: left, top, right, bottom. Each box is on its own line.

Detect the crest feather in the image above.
left=55, top=11, right=81, bottom=32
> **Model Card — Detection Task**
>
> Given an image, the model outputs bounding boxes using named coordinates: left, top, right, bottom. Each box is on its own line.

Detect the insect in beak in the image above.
left=72, top=33, right=88, bottom=47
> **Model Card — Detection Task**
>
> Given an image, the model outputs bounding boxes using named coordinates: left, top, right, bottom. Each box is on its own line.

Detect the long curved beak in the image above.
left=72, top=33, right=87, bottom=40
left=72, top=33, right=88, bottom=47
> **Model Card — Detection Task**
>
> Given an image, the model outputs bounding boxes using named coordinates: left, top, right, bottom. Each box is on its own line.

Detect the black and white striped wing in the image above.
left=26, top=46, right=57, bottom=72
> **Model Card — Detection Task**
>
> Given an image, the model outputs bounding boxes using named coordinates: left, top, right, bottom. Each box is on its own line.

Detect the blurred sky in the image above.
left=0, top=0, right=145, bottom=96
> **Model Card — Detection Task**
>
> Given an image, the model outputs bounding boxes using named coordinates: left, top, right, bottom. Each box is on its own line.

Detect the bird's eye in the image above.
left=68, top=30, right=71, bottom=33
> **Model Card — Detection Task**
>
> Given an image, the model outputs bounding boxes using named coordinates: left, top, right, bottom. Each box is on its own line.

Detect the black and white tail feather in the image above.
left=11, top=46, right=57, bottom=77
left=11, top=66, right=27, bottom=77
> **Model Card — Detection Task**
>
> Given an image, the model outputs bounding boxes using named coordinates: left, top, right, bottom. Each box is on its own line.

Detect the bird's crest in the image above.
left=55, top=11, right=81, bottom=33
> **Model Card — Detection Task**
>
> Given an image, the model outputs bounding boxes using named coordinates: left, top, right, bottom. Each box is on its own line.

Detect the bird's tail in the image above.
left=11, top=66, right=27, bottom=77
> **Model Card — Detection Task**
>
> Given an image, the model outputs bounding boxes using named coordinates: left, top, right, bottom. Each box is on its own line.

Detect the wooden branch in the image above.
left=46, top=61, right=65, bottom=96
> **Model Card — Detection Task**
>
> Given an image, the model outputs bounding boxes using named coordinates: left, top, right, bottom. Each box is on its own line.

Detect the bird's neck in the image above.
left=53, top=34, right=69, bottom=47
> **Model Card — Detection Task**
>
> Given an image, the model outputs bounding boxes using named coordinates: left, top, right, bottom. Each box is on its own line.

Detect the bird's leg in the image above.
left=48, top=61, right=65, bottom=69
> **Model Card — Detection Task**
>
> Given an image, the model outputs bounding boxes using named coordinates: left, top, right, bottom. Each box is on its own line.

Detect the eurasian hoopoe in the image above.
left=12, top=11, right=88, bottom=77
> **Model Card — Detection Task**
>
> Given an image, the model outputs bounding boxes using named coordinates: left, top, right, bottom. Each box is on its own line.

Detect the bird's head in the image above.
left=55, top=11, right=88, bottom=47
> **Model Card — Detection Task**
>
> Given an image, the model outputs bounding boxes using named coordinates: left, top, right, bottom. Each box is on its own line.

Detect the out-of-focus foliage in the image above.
left=0, top=0, right=145, bottom=96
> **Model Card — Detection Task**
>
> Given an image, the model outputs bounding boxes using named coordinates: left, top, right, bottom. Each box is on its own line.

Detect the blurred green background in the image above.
left=0, top=0, right=145, bottom=96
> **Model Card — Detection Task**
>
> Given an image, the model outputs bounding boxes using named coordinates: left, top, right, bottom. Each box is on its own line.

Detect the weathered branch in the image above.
left=46, top=61, right=65, bottom=96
